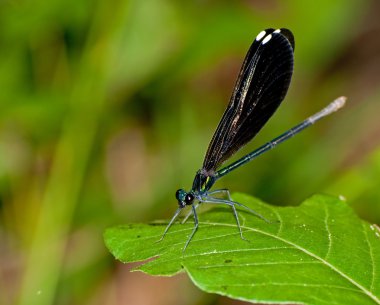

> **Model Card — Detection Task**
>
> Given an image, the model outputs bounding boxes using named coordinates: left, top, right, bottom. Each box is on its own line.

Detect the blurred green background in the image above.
left=1, top=0, right=380, bottom=304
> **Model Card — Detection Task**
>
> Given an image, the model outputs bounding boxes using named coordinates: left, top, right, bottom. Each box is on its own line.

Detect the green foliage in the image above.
left=105, top=194, right=380, bottom=305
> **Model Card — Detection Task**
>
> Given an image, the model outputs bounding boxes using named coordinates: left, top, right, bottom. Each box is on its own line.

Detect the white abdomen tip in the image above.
left=333, top=96, right=347, bottom=111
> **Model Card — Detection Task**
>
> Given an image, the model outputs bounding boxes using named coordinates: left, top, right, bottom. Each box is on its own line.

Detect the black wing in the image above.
left=202, top=28, right=295, bottom=173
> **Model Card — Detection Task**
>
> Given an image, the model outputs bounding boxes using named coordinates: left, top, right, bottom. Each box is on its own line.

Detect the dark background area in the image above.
left=1, top=0, right=380, bottom=304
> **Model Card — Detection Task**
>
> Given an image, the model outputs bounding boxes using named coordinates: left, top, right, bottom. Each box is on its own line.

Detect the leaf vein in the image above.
left=197, top=261, right=321, bottom=269
left=267, top=205, right=283, bottom=236
left=324, top=205, right=332, bottom=260
left=363, top=222, right=376, bottom=292
left=210, top=282, right=364, bottom=293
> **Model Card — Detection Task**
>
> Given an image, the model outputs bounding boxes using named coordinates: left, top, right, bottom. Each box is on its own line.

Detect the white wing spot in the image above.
left=274, top=29, right=281, bottom=33
left=339, top=195, right=346, bottom=201
left=256, top=30, right=266, bottom=41
left=262, top=34, right=272, bottom=45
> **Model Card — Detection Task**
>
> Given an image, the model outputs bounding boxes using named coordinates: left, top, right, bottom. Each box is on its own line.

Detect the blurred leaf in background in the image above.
left=0, top=0, right=379, bottom=305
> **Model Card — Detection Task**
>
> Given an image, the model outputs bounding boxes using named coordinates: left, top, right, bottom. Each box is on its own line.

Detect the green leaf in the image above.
left=104, top=194, right=380, bottom=305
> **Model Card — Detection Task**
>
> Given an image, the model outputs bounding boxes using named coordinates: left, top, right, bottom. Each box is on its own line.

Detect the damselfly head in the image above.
left=175, top=189, right=194, bottom=207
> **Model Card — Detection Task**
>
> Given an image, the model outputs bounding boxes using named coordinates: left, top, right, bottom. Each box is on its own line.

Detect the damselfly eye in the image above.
left=175, top=189, right=181, bottom=200
left=185, top=193, right=194, bottom=205
left=175, top=189, right=186, bottom=201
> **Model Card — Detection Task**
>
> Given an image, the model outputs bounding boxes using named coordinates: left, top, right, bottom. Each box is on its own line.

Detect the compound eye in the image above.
left=175, top=189, right=181, bottom=200
left=185, top=193, right=194, bottom=205
left=175, top=189, right=186, bottom=201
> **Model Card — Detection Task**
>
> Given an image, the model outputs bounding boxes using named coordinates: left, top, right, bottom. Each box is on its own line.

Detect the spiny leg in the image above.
left=206, top=189, right=270, bottom=223
left=207, top=190, right=243, bottom=237
left=181, top=203, right=199, bottom=224
left=201, top=199, right=247, bottom=240
left=156, top=207, right=182, bottom=243
left=232, top=200, right=271, bottom=223
left=230, top=202, right=247, bottom=240
left=207, top=188, right=232, bottom=200
left=183, top=205, right=199, bottom=252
